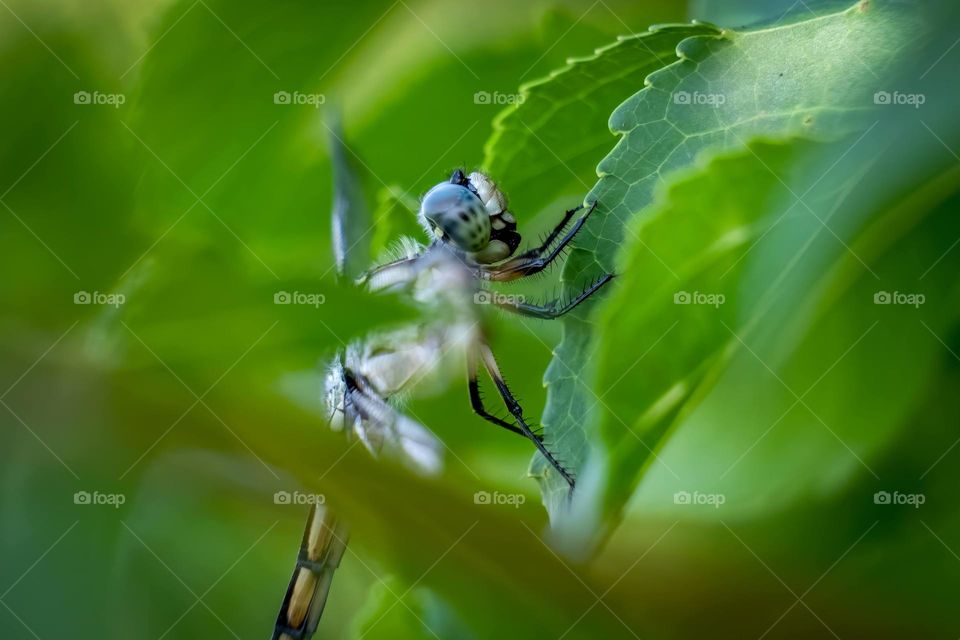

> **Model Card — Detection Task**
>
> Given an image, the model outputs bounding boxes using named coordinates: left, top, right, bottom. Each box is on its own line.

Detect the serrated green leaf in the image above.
left=538, top=0, right=928, bottom=523
left=483, top=23, right=721, bottom=218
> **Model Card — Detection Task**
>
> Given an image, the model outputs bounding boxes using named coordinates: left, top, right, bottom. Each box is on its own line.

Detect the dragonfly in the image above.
left=272, top=123, right=613, bottom=640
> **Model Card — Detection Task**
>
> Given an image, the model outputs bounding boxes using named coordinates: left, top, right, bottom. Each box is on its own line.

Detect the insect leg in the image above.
left=515, top=204, right=582, bottom=260
left=467, top=346, right=534, bottom=439
left=478, top=342, right=575, bottom=489
left=482, top=201, right=598, bottom=281
left=358, top=252, right=425, bottom=292
left=494, top=274, right=614, bottom=319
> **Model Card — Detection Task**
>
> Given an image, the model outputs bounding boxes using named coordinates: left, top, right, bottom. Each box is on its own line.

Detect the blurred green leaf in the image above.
left=580, top=138, right=960, bottom=541
left=369, top=187, right=422, bottom=261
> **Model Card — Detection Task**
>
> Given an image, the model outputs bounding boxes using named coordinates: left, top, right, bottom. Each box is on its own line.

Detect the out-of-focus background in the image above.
left=1, top=1, right=958, bottom=639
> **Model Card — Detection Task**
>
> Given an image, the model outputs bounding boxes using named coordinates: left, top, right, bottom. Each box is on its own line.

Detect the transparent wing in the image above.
left=327, top=108, right=371, bottom=280
left=347, top=385, right=444, bottom=476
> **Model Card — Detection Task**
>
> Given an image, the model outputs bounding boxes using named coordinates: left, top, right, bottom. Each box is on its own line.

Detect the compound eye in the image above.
left=419, top=183, right=491, bottom=251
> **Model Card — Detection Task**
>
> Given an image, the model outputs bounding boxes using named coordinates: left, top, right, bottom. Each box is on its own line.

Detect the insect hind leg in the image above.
left=468, top=353, right=540, bottom=441
left=477, top=343, right=575, bottom=489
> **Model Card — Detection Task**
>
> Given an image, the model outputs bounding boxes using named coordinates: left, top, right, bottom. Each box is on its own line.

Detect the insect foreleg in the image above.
left=482, top=201, right=598, bottom=281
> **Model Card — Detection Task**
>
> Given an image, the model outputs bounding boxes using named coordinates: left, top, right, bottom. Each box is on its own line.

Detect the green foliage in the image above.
left=4, top=1, right=960, bottom=639
left=484, top=23, right=721, bottom=217
left=526, top=0, right=929, bottom=523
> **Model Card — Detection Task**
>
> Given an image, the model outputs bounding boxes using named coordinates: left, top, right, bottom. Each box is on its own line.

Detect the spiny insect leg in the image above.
left=514, top=203, right=582, bottom=260
left=478, top=343, right=575, bottom=489
left=467, top=349, right=537, bottom=440
left=484, top=201, right=598, bottom=281
left=496, top=274, right=614, bottom=319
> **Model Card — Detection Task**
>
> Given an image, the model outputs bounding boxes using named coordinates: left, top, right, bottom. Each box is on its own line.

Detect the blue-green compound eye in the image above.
left=419, top=183, right=491, bottom=252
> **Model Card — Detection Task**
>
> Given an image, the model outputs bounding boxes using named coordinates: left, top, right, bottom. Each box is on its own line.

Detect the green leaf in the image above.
left=349, top=577, right=474, bottom=640
left=580, top=136, right=960, bottom=542
left=483, top=23, right=721, bottom=218
left=538, top=0, right=928, bottom=525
